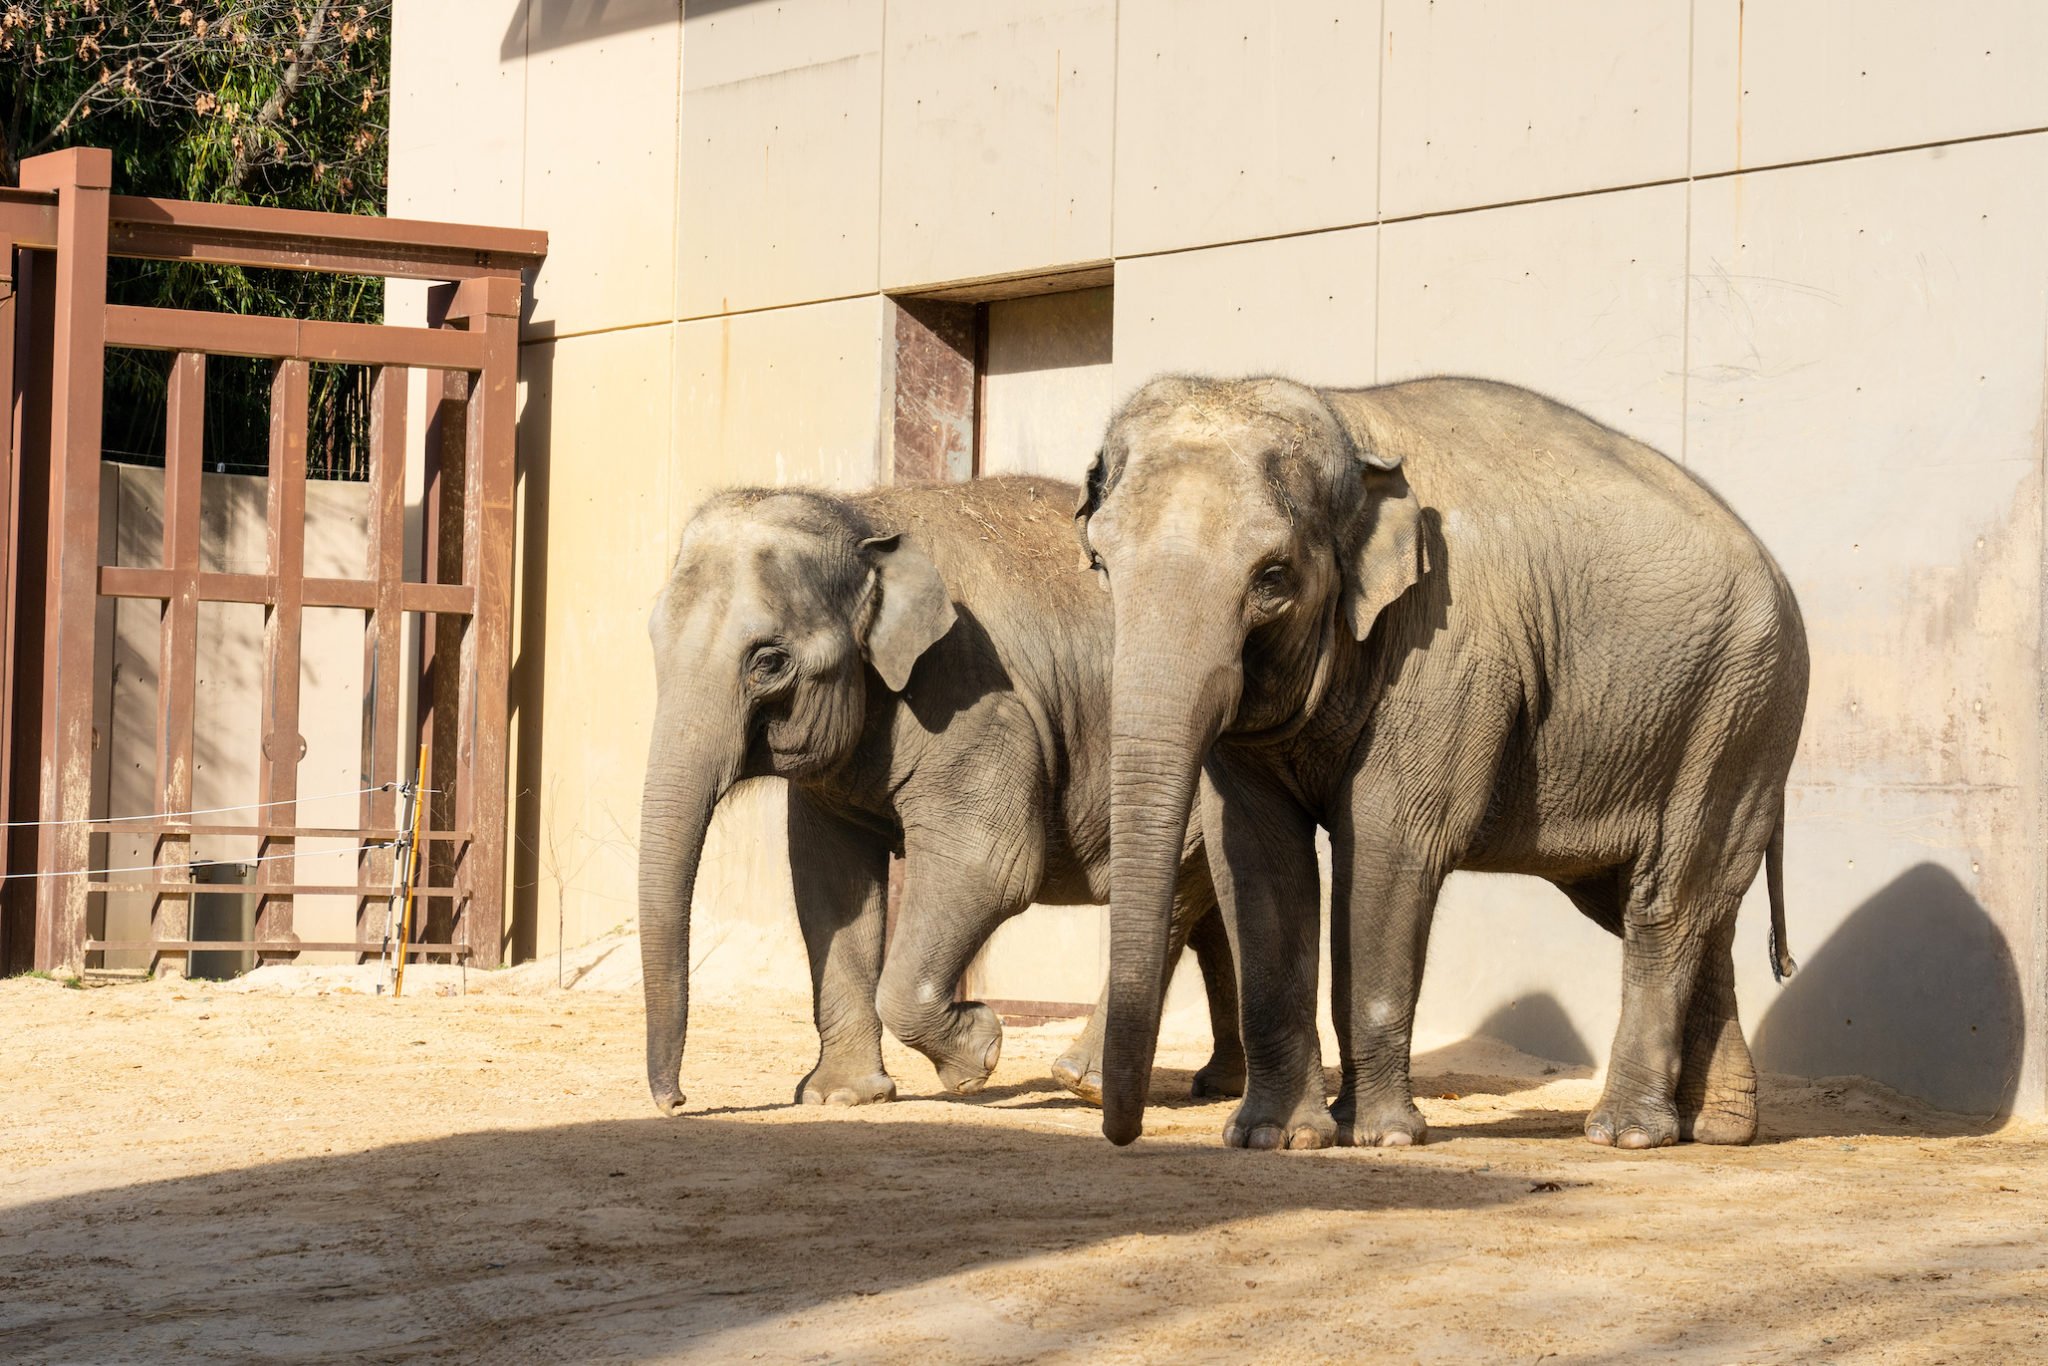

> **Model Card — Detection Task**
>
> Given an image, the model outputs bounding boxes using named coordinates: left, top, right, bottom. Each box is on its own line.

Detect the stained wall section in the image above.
left=390, top=2, right=2048, bottom=1113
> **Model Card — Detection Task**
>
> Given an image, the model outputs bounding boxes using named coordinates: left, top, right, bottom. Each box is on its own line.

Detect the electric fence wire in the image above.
left=0, top=781, right=409, bottom=829
left=0, top=839, right=407, bottom=882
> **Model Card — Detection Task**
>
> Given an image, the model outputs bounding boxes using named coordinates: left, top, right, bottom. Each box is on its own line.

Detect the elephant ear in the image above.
left=1339, top=450, right=1425, bottom=641
left=1072, top=448, right=1111, bottom=590
left=858, top=533, right=957, bottom=691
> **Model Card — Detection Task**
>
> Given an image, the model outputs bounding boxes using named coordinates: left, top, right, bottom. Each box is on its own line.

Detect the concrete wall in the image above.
left=392, top=1, right=2048, bottom=1113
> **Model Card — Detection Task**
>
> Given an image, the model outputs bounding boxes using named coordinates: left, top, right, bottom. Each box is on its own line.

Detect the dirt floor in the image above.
left=3, top=963, right=2044, bottom=1365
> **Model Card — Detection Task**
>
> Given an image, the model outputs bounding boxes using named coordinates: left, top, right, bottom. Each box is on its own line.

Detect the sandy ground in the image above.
left=3, top=962, right=2045, bottom=1365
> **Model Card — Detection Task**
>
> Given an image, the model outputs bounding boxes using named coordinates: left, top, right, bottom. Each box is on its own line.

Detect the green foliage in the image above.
left=0, top=3, right=393, bottom=476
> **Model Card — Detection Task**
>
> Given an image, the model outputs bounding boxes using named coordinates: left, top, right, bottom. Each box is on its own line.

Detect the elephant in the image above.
left=639, top=475, right=1247, bottom=1115
left=1075, top=375, right=1807, bottom=1153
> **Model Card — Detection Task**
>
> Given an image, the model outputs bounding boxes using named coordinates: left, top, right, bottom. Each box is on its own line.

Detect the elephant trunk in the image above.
left=1101, top=591, right=1242, bottom=1145
left=639, top=683, right=744, bottom=1116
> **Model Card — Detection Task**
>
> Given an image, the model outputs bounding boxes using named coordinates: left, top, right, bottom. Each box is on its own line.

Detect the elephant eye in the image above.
left=747, top=643, right=792, bottom=682
left=1255, top=563, right=1293, bottom=598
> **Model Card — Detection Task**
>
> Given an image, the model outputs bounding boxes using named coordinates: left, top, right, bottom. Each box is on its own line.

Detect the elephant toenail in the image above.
left=1248, top=1125, right=1285, bottom=1150
left=1617, top=1128, right=1653, bottom=1149
left=1286, top=1128, right=1326, bottom=1151
left=1378, top=1130, right=1415, bottom=1148
left=1586, top=1124, right=1614, bottom=1146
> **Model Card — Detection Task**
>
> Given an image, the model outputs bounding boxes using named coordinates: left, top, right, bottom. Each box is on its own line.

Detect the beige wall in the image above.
left=393, top=1, right=2048, bottom=1113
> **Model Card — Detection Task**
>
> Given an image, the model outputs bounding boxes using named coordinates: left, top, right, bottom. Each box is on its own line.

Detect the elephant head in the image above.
left=1074, top=376, right=1423, bottom=1144
left=641, top=490, right=956, bottom=1114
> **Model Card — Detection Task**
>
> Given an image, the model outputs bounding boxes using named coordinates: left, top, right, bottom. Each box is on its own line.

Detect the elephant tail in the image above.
left=1766, top=808, right=1797, bottom=982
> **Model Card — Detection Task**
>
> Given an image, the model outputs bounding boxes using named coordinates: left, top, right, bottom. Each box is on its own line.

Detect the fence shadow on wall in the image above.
left=1753, top=860, right=2021, bottom=1124
left=507, top=340, right=558, bottom=967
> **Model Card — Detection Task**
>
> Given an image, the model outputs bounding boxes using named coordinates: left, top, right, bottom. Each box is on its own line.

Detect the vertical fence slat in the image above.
left=255, top=358, right=308, bottom=959
left=0, top=241, right=16, bottom=863
left=357, top=364, right=406, bottom=949
left=5, top=250, right=55, bottom=972
left=23, top=149, right=112, bottom=974
left=150, top=350, right=205, bottom=975
left=453, top=278, right=519, bottom=969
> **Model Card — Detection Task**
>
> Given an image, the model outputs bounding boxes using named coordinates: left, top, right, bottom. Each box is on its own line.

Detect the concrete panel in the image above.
left=981, top=286, right=1114, bottom=481
left=513, top=326, right=676, bottom=963
left=880, top=0, right=1115, bottom=289
left=388, top=0, right=527, bottom=228
left=1692, top=1, right=2048, bottom=176
left=1377, top=182, right=1689, bottom=455
left=1685, top=135, right=2048, bottom=1113
left=679, top=1, right=884, bottom=317
left=521, top=0, right=681, bottom=337
left=672, top=296, right=886, bottom=538
left=1379, top=0, right=1690, bottom=219
left=1112, top=226, right=1375, bottom=400
left=1112, top=1, right=1377, bottom=257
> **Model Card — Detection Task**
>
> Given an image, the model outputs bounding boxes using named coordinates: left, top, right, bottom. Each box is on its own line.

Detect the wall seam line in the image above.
left=1372, top=0, right=1387, bottom=387
left=1678, top=0, right=1695, bottom=470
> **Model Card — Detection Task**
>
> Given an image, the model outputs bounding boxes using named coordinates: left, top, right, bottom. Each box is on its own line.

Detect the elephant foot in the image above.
left=1585, top=1091, right=1680, bottom=1150
left=1333, top=1091, right=1428, bottom=1148
left=1191, top=1049, right=1248, bottom=1100
left=1050, top=1049, right=1103, bottom=1105
left=1679, top=1094, right=1758, bottom=1145
left=929, top=1002, right=1005, bottom=1096
left=796, top=1065, right=898, bottom=1108
left=1222, top=1093, right=1337, bottom=1151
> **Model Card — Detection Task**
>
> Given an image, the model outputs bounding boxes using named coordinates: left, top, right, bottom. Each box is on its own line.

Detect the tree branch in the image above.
left=230, top=0, right=337, bottom=190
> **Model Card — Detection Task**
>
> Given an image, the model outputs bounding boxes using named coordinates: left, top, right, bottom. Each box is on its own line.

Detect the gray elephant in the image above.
left=639, top=476, right=1246, bottom=1114
left=1076, top=376, right=1807, bottom=1152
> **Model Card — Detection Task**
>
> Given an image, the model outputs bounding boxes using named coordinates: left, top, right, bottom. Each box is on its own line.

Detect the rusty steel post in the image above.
left=0, top=238, right=15, bottom=859
left=22, top=149, right=112, bottom=975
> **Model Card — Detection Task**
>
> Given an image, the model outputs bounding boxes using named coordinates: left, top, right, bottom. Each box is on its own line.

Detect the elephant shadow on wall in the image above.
left=1753, top=861, right=2021, bottom=1124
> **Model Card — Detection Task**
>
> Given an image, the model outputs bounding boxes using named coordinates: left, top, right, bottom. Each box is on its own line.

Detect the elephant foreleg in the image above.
left=1203, top=756, right=1331, bottom=1151
left=787, top=788, right=896, bottom=1107
left=1329, top=812, right=1446, bottom=1148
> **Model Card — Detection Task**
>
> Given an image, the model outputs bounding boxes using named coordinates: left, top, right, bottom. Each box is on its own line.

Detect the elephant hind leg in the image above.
left=1675, top=912, right=1757, bottom=1145
left=875, top=853, right=1013, bottom=1097
left=1186, top=899, right=1247, bottom=1099
left=1052, top=863, right=1240, bottom=1104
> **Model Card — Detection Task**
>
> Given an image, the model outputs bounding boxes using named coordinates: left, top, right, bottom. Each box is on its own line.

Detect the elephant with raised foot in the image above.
left=640, top=476, right=1246, bottom=1115
left=1076, top=376, right=1807, bottom=1152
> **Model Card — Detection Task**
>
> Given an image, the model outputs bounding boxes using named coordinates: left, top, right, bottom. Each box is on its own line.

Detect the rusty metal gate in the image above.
left=0, top=148, right=545, bottom=975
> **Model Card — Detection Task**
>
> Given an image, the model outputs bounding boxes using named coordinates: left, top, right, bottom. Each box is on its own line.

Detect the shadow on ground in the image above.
left=0, top=1111, right=1533, bottom=1362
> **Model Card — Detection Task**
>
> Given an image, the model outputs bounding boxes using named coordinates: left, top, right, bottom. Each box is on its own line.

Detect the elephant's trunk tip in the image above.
left=652, top=1086, right=687, bottom=1117
left=1102, top=1112, right=1143, bottom=1147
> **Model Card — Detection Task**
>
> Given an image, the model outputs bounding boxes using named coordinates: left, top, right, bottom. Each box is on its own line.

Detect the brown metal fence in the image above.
left=0, top=148, right=545, bottom=975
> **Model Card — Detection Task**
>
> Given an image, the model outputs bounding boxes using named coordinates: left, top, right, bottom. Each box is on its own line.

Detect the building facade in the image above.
left=391, top=1, right=2048, bottom=1116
